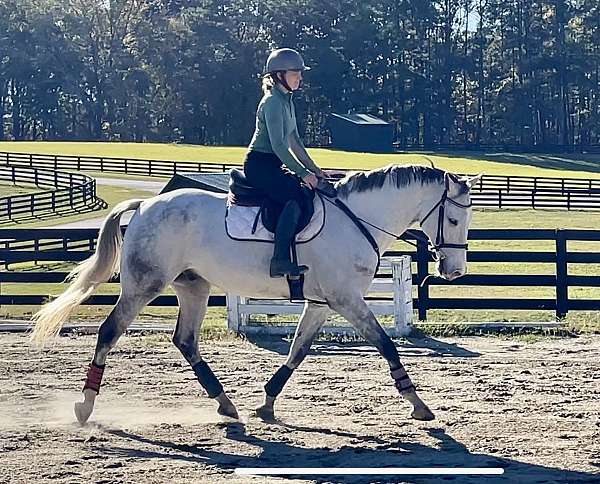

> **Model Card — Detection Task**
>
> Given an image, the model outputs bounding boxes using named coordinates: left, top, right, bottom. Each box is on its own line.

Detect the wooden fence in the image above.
left=0, top=165, right=106, bottom=220
left=1, top=228, right=599, bottom=320
left=3, top=150, right=600, bottom=210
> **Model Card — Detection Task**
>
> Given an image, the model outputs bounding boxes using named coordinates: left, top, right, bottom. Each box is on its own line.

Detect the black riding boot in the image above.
left=270, top=200, right=309, bottom=278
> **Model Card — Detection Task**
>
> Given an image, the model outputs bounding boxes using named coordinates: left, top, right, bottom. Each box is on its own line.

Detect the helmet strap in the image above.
left=275, top=71, right=295, bottom=92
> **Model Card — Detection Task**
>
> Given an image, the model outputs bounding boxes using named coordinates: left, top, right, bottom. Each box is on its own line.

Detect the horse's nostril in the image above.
left=450, top=270, right=463, bottom=280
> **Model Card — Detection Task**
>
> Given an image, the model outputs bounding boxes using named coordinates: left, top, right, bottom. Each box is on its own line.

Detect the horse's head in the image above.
left=419, top=172, right=483, bottom=281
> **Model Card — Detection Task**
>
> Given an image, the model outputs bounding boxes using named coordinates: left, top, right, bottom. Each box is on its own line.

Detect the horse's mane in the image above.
left=335, top=164, right=446, bottom=198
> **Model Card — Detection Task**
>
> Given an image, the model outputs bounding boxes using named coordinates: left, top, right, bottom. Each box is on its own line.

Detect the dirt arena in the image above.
left=0, top=331, right=598, bottom=483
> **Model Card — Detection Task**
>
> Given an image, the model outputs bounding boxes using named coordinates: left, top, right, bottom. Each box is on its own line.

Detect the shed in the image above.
left=160, top=172, right=229, bottom=194
left=327, top=113, right=393, bottom=153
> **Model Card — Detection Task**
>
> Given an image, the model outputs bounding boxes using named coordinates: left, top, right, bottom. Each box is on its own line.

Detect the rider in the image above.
left=244, top=48, right=328, bottom=278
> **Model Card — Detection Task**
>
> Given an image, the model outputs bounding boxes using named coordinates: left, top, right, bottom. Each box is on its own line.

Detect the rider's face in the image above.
left=284, top=70, right=302, bottom=91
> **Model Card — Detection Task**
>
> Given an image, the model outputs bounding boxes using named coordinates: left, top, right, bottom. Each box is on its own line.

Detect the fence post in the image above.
left=226, top=294, right=241, bottom=333
left=52, top=191, right=56, bottom=212
left=498, top=189, right=502, bottom=209
left=392, top=256, right=413, bottom=336
left=555, top=229, right=568, bottom=319
left=416, top=238, right=429, bottom=321
left=567, top=191, right=571, bottom=210
left=34, top=238, right=39, bottom=266
left=3, top=240, right=8, bottom=271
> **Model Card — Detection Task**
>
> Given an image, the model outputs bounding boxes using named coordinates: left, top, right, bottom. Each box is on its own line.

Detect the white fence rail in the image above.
left=226, top=256, right=413, bottom=337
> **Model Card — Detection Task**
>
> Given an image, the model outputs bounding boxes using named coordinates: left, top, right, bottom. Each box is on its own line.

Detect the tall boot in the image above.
left=269, top=200, right=309, bottom=278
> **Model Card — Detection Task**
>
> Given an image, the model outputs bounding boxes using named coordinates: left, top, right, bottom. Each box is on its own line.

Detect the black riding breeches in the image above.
left=243, top=150, right=305, bottom=205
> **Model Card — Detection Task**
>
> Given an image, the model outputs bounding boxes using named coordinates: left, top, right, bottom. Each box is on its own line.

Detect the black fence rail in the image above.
left=0, top=165, right=106, bottom=221
left=394, top=143, right=600, bottom=154
left=1, top=228, right=598, bottom=320
left=1, top=151, right=236, bottom=177
left=3, top=150, right=600, bottom=210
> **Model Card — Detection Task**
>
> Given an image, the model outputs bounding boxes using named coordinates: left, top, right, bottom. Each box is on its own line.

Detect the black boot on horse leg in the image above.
left=255, top=303, right=330, bottom=422
left=270, top=200, right=309, bottom=278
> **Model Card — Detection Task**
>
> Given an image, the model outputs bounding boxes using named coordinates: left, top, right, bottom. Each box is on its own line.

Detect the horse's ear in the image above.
left=467, top=173, right=484, bottom=189
left=447, top=172, right=461, bottom=184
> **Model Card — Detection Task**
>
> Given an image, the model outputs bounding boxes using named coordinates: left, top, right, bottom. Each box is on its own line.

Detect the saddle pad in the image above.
left=225, top=194, right=325, bottom=243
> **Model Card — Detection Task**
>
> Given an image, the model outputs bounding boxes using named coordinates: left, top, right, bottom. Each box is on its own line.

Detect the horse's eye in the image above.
left=448, top=217, right=458, bottom=226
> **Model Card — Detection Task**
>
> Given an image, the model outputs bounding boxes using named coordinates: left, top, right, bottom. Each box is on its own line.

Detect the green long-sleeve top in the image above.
left=248, top=85, right=318, bottom=179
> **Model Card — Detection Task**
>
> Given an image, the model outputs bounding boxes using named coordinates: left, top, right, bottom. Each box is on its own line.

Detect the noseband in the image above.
left=419, top=176, right=472, bottom=260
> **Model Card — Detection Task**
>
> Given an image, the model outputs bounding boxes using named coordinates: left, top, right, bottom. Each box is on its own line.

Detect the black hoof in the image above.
left=217, top=404, right=239, bottom=420
left=255, top=405, right=277, bottom=423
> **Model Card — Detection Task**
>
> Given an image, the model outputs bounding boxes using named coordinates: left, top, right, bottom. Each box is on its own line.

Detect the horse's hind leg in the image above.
left=172, top=271, right=238, bottom=419
left=74, top=291, right=155, bottom=425
left=256, top=302, right=330, bottom=421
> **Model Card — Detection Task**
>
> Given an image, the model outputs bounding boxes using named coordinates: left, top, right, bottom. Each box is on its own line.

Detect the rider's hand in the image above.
left=303, top=173, right=319, bottom=189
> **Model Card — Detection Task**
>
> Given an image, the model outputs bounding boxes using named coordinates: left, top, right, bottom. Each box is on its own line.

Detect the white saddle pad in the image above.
left=225, top=195, right=325, bottom=243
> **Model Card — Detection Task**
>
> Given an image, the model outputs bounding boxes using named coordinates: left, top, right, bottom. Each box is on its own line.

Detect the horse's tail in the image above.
left=30, top=199, right=144, bottom=347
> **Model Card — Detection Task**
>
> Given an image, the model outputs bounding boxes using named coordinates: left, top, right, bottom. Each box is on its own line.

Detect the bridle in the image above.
left=320, top=173, right=472, bottom=264
left=418, top=174, right=472, bottom=261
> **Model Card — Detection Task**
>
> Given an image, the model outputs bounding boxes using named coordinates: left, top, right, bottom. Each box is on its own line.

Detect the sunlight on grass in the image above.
left=2, top=141, right=600, bottom=179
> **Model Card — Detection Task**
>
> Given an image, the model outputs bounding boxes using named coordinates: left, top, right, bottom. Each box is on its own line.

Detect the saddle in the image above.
left=228, top=168, right=315, bottom=234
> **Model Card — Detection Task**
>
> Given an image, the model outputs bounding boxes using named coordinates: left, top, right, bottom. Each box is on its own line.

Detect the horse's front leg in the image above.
left=256, top=302, right=330, bottom=421
left=329, top=294, right=434, bottom=421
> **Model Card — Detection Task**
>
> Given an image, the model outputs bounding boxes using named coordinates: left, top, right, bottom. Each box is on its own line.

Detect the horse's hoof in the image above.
left=255, top=405, right=276, bottom=423
left=217, top=403, right=239, bottom=420
left=74, top=401, right=92, bottom=425
left=411, top=406, right=435, bottom=421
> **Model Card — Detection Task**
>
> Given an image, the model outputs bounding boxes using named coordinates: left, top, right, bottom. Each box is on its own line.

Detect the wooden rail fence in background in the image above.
left=3, top=150, right=600, bottom=210
left=1, top=228, right=599, bottom=321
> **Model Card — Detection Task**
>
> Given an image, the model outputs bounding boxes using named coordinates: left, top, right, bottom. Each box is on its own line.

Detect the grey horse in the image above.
left=31, top=164, right=481, bottom=426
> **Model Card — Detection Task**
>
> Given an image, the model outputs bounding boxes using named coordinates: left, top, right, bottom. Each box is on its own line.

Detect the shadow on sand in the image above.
left=100, top=422, right=597, bottom=483
left=245, top=334, right=480, bottom=359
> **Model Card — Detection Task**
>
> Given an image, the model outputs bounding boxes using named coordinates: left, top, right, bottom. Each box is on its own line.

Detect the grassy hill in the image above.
left=1, top=141, right=600, bottom=179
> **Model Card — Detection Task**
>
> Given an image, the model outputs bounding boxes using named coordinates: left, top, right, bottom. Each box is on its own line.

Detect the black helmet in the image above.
left=264, top=48, right=311, bottom=74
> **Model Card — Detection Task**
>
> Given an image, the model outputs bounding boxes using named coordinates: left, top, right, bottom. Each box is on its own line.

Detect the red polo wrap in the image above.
left=390, top=366, right=415, bottom=394
left=83, top=362, right=105, bottom=394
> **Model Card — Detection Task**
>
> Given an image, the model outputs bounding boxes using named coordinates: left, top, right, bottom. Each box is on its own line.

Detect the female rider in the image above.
left=244, top=48, right=328, bottom=278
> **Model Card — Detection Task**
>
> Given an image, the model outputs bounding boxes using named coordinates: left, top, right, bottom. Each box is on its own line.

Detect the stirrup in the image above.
left=269, top=259, right=309, bottom=278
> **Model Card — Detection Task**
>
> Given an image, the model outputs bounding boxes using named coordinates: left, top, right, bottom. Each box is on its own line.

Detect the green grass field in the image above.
left=2, top=141, right=600, bottom=178
left=0, top=182, right=41, bottom=198
left=3, top=185, right=156, bottom=228
left=1, top=141, right=599, bottom=333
